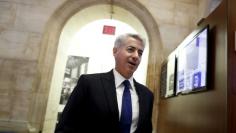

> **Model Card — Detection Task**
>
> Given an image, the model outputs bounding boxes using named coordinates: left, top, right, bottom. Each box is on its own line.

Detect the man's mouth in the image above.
left=128, top=61, right=136, bottom=66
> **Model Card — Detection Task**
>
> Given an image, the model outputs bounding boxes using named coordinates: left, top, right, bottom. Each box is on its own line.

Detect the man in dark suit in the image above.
left=55, top=33, right=154, bottom=133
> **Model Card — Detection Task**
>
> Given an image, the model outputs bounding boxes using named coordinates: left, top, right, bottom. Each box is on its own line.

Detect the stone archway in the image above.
left=31, top=0, right=164, bottom=132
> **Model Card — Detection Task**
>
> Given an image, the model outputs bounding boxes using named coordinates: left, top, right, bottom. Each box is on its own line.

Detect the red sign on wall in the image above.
left=102, top=25, right=116, bottom=35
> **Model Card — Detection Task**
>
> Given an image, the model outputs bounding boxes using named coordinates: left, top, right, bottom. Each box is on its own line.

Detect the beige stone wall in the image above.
left=0, top=0, right=66, bottom=132
left=0, top=0, right=220, bottom=132
left=0, top=59, right=37, bottom=132
left=139, top=0, right=200, bottom=57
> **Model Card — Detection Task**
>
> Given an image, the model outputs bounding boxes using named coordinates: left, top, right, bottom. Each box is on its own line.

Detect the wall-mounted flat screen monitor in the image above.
left=176, top=25, right=209, bottom=94
left=165, top=52, right=177, bottom=97
left=160, top=61, right=167, bottom=98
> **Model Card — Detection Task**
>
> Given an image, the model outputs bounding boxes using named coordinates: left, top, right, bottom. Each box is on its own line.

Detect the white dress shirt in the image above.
left=113, top=69, right=139, bottom=133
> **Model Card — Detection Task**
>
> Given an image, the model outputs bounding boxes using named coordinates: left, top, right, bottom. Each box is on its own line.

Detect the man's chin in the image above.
left=127, top=68, right=137, bottom=74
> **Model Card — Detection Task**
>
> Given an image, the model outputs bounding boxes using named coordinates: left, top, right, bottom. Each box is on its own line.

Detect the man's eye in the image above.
left=127, top=47, right=135, bottom=52
left=138, top=51, right=143, bottom=56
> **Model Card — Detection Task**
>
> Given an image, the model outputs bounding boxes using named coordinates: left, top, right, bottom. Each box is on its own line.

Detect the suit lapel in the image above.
left=134, top=80, right=145, bottom=129
left=101, top=70, right=119, bottom=122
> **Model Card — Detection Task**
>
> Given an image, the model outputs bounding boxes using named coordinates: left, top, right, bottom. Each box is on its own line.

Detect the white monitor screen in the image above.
left=176, top=26, right=208, bottom=94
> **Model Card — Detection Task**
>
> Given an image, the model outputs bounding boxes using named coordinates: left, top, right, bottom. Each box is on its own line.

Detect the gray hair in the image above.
left=114, top=33, right=145, bottom=48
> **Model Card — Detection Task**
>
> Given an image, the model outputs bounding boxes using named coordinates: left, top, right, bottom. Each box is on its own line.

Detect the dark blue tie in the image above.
left=120, top=80, right=132, bottom=133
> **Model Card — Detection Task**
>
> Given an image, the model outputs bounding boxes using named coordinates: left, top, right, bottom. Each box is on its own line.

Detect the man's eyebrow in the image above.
left=127, top=45, right=142, bottom=49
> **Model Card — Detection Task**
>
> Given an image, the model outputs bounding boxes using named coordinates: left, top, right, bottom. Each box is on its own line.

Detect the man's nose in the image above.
left=132, top=50, right=140, bottom=59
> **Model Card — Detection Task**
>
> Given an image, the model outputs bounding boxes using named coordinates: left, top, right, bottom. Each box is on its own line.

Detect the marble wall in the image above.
left=0, top=0, right=220, bottom=132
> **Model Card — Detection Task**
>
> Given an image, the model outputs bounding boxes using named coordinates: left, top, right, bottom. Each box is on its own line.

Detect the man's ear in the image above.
left=113, top=47, right=117, bottom=55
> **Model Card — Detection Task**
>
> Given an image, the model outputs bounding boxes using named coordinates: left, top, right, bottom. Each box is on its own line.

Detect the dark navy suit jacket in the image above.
left=55, top=70, right=154, bottom=133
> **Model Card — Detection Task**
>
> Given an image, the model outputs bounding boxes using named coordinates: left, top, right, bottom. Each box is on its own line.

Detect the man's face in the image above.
left=113, top=37, right=144, bottom=79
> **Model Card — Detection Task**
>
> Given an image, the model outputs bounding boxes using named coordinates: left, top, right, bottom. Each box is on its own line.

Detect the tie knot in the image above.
left=123, top=80, right=130, bottom=88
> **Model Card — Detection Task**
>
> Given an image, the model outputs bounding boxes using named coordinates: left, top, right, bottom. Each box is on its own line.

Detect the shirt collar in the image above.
left=113, top=69, right=134, bottom=90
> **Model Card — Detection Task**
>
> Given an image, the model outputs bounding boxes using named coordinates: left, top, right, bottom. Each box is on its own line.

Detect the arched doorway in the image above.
left=43, top=5, right=150, bottom=131
left=33, top=0, right=163, bottom=132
